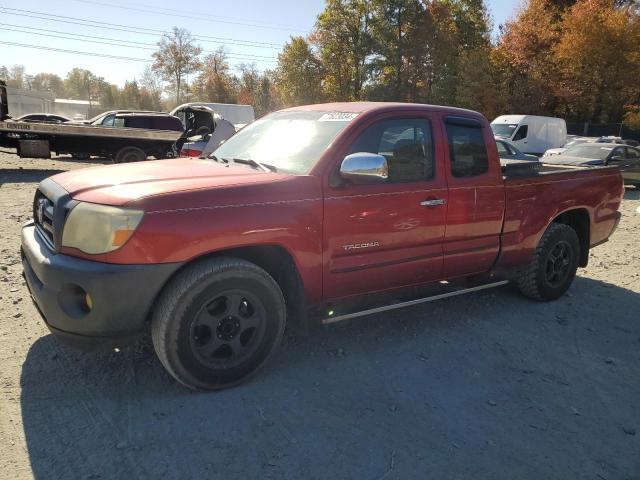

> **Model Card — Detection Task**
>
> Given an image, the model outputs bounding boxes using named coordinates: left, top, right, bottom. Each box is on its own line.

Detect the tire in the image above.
left=517, top=223, right=580, bottom=301
left=114, top=146, right=146, bottom=163
left=151, top=257, right=286, bottom=390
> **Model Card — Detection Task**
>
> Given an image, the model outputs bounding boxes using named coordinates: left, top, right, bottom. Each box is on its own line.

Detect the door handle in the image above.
left=420, top=199, right=446, bottom=207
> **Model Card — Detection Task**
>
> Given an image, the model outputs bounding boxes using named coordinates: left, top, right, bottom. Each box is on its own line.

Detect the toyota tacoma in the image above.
left=21, top=103, right=623, bottom=390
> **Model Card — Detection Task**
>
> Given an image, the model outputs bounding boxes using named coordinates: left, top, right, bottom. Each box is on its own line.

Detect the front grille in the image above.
left=33, top=190, right=55, bottom=248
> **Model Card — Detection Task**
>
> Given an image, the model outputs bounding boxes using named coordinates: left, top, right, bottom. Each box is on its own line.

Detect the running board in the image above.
left=321, top=280, right=509, bottom=325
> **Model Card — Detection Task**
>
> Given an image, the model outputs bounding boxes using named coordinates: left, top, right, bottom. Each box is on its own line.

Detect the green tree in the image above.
left=274, top=36, right=324, bottom=106
left=64, top=68, right=101, bottom=111
left=152, top=27, right=202, bottom=105
left=31, top=73, right=66, bottom=97
left=313, top=0, right=373, bottom=100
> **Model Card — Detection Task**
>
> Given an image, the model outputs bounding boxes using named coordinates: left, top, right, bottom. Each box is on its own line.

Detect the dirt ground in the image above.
left=0, top=149, right=638, bottom=480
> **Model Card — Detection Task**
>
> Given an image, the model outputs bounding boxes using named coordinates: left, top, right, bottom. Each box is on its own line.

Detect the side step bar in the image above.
left=321, top=280, right=509, bottom=325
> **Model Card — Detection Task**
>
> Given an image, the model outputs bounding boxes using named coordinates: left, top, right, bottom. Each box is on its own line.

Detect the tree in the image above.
left=492, top=0, right=565, bottom=115
left=192, top=47, right=237, bottom=103
left=368, top=0, right=425, bottom=101
left=152, top=27, right=202, bottom=105
left=274, top=36, right=324, bottom=106
left=31, top=73, right=66, bottom=97
left=6, top=65, right=26, bottom=89
left=120, top=80, right=142, bottom=109
left=64, top=68, right=100, bottom=110
left=313, top=0, right=374, bottom=101
left=554, top=0, right=640, bottom=123
left=140, top=66, right=163, bottom=111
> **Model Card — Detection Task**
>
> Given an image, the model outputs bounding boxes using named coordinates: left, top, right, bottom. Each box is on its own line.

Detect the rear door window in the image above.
left=445, top=120, right=489, bottom=178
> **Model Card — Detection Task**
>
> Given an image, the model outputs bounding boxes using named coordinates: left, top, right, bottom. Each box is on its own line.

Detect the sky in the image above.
left=0, top=0, right=521, bottom=87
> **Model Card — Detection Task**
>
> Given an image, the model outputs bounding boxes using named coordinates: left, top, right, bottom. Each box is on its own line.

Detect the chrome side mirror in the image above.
left=340, top=153, right=388, bottom=184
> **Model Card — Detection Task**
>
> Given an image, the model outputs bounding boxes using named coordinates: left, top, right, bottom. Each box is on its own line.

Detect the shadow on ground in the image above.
left=20, top=277, right=640, bottom=479
left=0, top=169, right=67, bottom=185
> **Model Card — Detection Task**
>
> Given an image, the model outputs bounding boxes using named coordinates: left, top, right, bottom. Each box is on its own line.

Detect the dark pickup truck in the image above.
left=21, top=102, right=623, bottom=390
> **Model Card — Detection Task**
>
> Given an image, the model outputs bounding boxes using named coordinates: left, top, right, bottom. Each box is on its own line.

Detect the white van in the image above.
left=491, top=115, right=567, bottom=156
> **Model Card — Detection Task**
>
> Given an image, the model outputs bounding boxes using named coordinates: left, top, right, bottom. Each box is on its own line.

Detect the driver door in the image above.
left=323, top=114, right=448, bottom=300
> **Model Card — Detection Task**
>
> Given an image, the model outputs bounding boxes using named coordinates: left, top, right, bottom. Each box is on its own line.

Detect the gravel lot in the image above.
left=0, top=150, right=638, bottom=480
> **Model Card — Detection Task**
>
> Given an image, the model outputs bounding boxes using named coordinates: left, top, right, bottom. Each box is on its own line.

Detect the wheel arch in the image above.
left=551, top=208, right=590, bottom=267
left=151, top=244, right=308, bottom=332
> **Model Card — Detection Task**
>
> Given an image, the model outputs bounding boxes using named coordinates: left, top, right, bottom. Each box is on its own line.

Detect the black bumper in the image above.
left=21, top=223, right=182, bottom=349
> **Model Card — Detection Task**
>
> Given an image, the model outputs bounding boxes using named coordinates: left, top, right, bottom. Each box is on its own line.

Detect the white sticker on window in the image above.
left=318, top=112, right=359, bottom=122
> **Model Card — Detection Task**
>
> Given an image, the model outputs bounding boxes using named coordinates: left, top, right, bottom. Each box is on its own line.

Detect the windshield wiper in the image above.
left=208, top=154, right=229, bottom=164
left=232, top=158, right=277, bottom=172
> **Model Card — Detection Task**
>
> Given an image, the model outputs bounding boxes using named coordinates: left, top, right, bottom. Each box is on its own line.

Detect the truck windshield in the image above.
left=491, top=124, right=518, bottom=137
left=212, top=110, right=356, bottom=174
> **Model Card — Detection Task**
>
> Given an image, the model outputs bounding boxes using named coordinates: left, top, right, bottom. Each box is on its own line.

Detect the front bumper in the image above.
left=21, top=223, right=182, bottom=349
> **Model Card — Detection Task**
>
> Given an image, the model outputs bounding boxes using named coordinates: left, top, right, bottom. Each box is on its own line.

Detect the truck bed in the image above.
left=498, top=163, right=623, bottom=269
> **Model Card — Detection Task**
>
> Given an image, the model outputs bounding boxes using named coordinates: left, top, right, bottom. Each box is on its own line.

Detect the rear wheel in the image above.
left=151, top=257, right=286, bottom=390
left=517, top=223, right=580, bottom=301
left=114, top=146, right=146, bottom=163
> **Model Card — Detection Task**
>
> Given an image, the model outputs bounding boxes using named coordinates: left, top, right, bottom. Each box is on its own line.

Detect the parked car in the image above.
left=491, top=115, right=567, bottom=156
left=543, top=137, right=597, bottom=157
left=543, top=142, right=640, bottom=187
left=21, top=102, right=623, bottom=390
left=495, top=138, right=539, bottom=161
left=15, top=113, right=71, bottom=124
left=595, top=136, right=626, bottom=144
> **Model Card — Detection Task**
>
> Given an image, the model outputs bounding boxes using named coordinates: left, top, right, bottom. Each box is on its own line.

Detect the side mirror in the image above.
left=609, top=155, right=624, bottom=162
left=340, top=153, right=388, bottom=184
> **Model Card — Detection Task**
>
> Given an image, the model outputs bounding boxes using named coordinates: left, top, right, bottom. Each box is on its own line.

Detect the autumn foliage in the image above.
left=275, top=0, right=640, bottom=125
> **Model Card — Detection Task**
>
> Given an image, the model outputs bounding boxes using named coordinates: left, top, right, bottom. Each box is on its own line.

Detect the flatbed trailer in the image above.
left=0, top=119, right=182, bottom=160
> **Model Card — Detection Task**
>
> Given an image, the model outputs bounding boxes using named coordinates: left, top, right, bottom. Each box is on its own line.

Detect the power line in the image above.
left=103, top=0, right=306, bottom=31
left=0, top=40, right=150, bottom=62
left=0, top=23, right=279, bottom=61
left=0, top=7, right=285, bottom=49
left=0, top=40, right=278, bottom=64
left=68, top=0, right=308, bottom=32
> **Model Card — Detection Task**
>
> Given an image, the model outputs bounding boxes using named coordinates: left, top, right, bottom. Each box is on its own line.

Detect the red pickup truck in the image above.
left=21, top=102, right=623, bottom=390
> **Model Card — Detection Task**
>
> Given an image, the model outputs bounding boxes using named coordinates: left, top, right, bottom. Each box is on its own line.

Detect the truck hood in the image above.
left=50, top=158, right=286, bottom=205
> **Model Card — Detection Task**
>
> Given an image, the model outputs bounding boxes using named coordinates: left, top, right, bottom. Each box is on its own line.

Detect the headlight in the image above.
left=62, top=202, right=144, bottom=254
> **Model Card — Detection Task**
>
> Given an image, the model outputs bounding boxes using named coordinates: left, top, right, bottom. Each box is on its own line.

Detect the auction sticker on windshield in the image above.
left=318, top=112, right=359, bottom=122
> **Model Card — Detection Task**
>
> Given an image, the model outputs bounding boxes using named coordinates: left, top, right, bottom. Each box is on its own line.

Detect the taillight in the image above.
left=180, top=148, right=203, bottom=158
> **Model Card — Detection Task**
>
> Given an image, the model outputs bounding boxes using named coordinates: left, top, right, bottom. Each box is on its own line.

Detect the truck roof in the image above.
left=281, top=102, right=484, bottom=117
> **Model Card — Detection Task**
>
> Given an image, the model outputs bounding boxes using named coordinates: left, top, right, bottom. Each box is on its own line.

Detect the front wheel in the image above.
left=517, top=223, right=580, bottom=301
left=151, top=257, right=286, bottom=390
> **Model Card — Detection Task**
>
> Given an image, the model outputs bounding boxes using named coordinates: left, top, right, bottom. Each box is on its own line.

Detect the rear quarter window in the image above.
left=124, top=117, right=152, bottom=129
left=152, top=116, right=184, bottom=131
